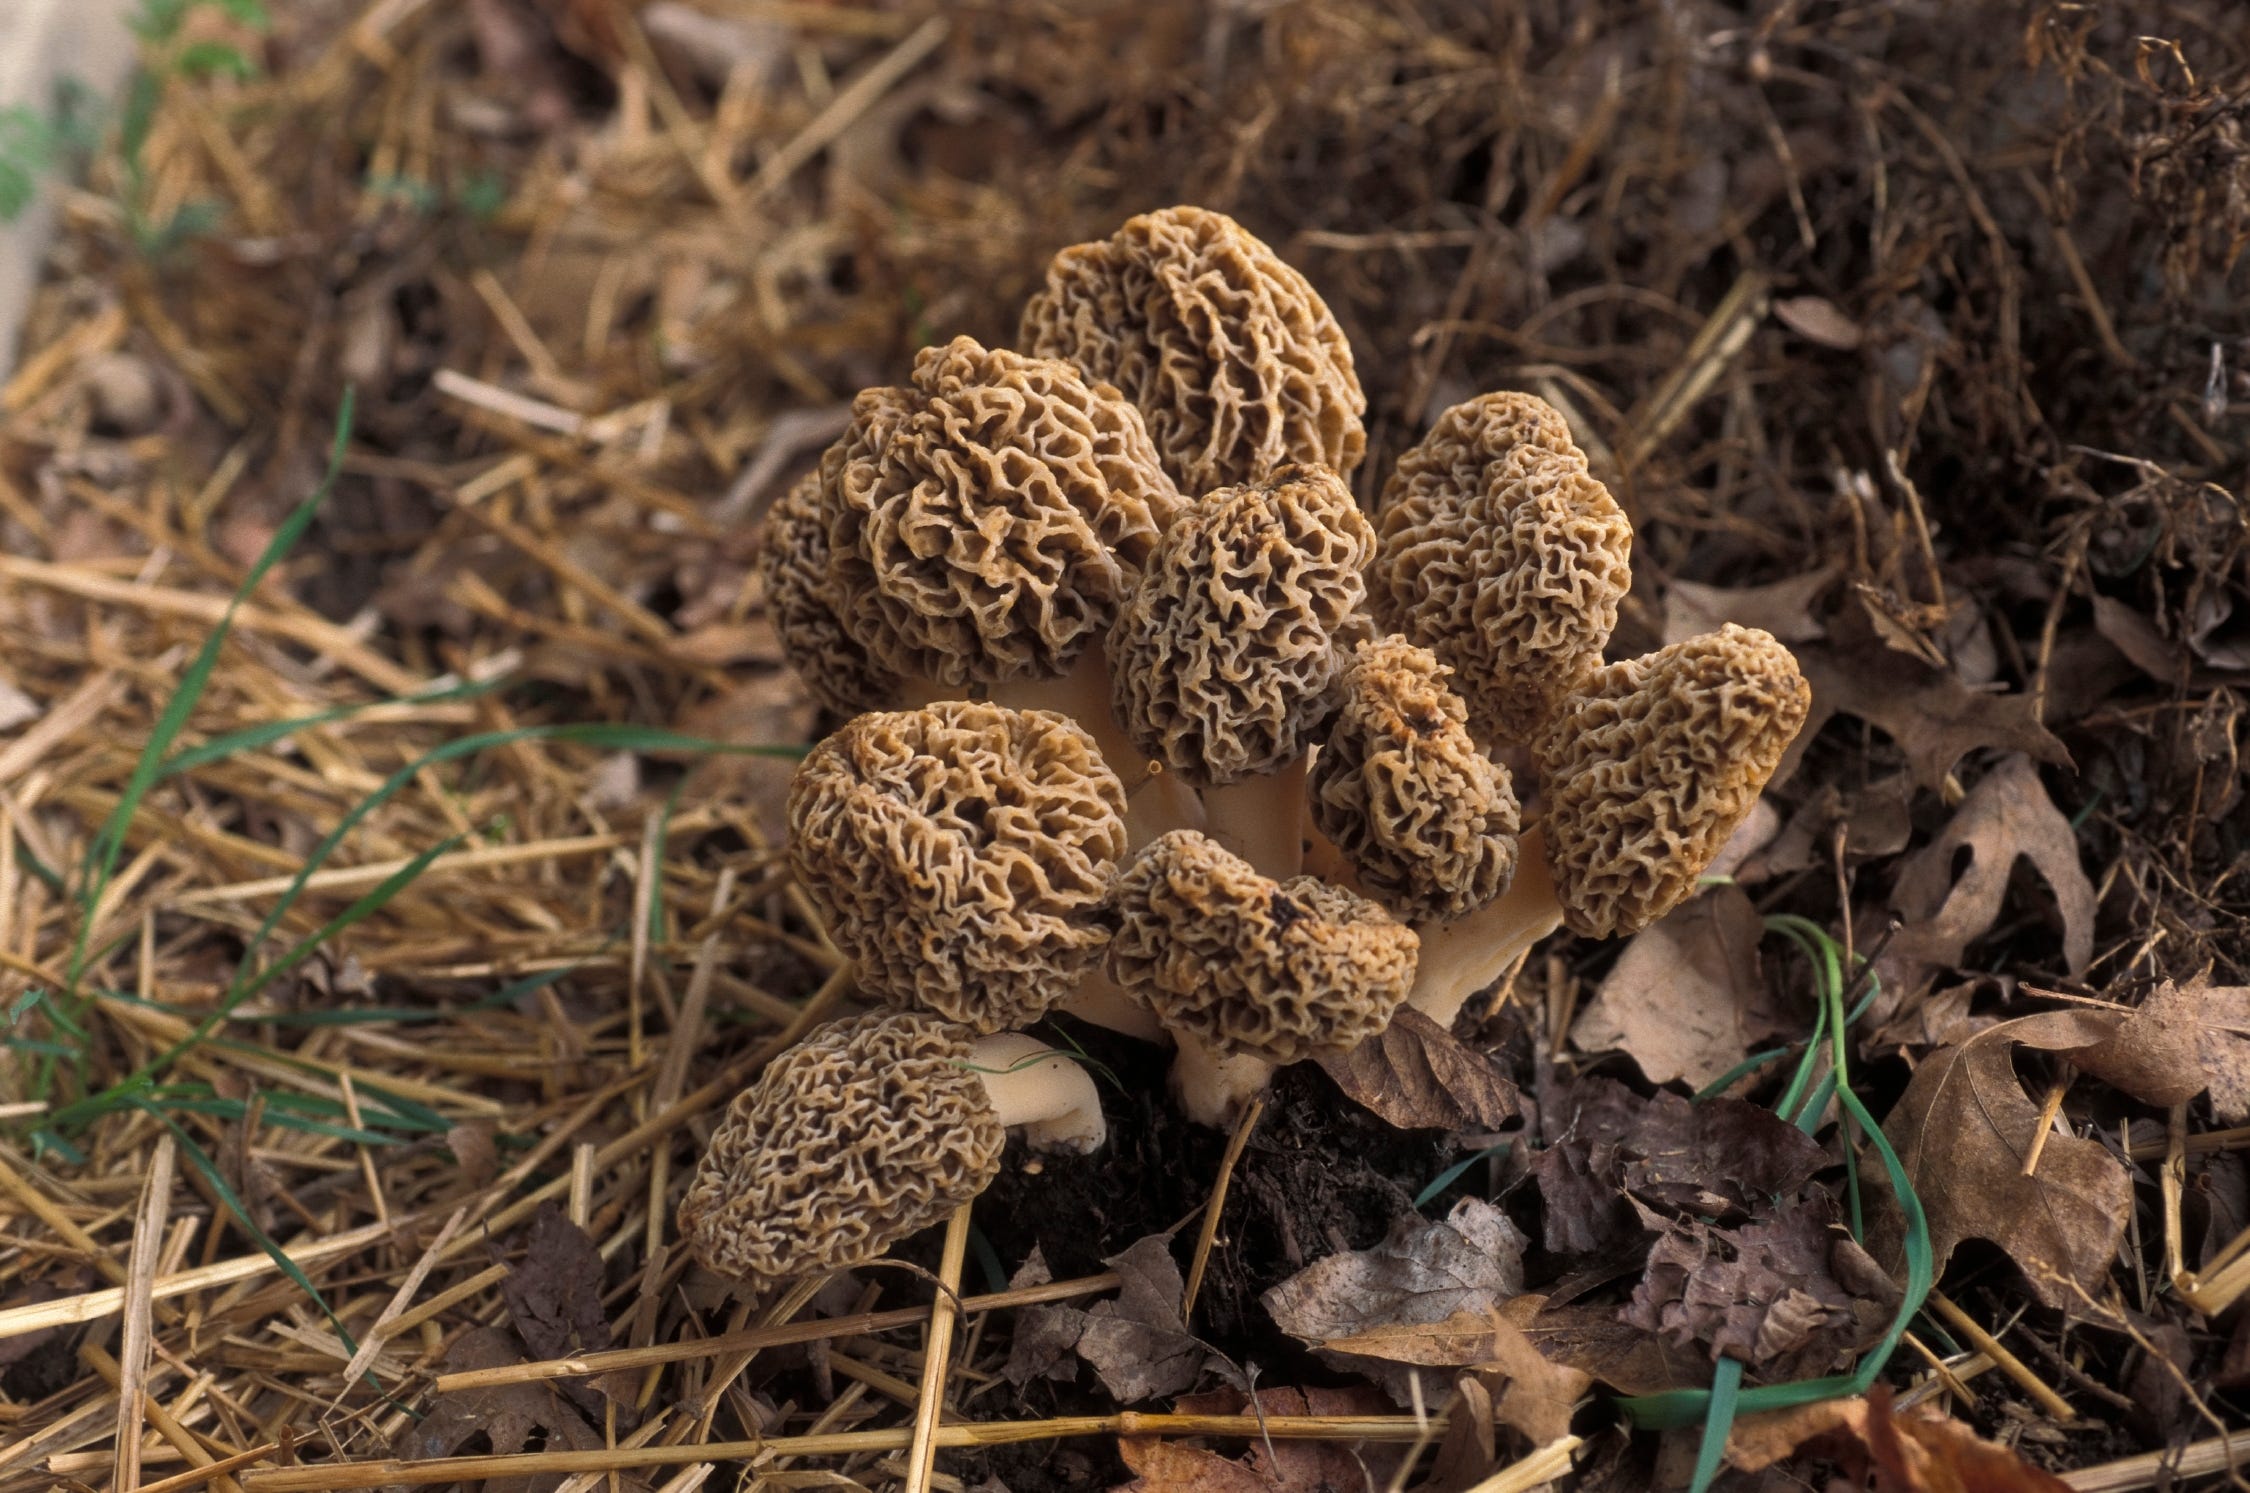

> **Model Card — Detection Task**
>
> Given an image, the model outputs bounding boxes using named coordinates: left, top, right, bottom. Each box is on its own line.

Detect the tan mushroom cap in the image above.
left=1371, top=392, right=1633, bottom=745
left=788, top=702, right=1127, bottom=1032
left=1109, top=464, right=1375, bottom=787
left=1534, top=624, right=1811, bottom=939
left=1107, top=830, right=1418, bottom=1063
left=821, top=335, right=1184, bottom=690
left=758, top=472, right=903, bottom=717
left=679, top=1011, right=1002, bottom=1282
left=1021, top=205, right=1366, bottom=495
left=1310, top=637, right=1521, bottom=922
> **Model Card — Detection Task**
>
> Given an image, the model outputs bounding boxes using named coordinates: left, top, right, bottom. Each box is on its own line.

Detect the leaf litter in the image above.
left=1, top=2, right=2248, bottom=1491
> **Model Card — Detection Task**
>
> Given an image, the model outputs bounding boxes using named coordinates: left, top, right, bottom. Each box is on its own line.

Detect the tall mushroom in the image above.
left=758, top=471, right=914, bottom=716
left=1369, top=392, right=1633, bottom=746
left=1408, top=625, right=1813, bottom=1026
left=680, top=1011, right=1103, bottom=1284
left=788, top=701, right=1126, bottom=1033
left=1108, top=829, right=1418, bottom=1126
left=1108, top=464, right=1375, bottom=878
left=1021, top=205, right=1366, bottom=495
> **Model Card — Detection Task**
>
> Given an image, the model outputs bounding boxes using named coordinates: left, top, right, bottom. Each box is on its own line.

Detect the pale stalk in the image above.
left=1198, top=756, right=1307, bottom=879
left=1406, top=824, right=1563, bottom=1029
left=968, top=1034, right=1107, bottom=1152
left=1058, top=967, right=1168, bottom=1045
left=988, top=641, right=1203, bottom=849
left=1166, top=1030, right=1278, bottom=1129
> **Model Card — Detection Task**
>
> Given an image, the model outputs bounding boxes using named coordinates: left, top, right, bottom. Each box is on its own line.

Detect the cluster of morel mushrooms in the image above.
left=679, top=207, right=1813, bottom=1289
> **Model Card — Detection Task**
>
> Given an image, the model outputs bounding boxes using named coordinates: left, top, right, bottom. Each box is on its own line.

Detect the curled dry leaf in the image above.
left=1314, top=1007, right=1521, bottom=1130
left=1785, top=627, right=2069, bottom=793
left=1114, top=1388, right=1397, bottom=1493
left=395, top=1326, right=613, bottom=1490
left=1877, top=754, right=2097, bottom=1008
left=2186, top=980, right=2250, bottom=1122
left=1073, top=1233, right=1209, bottom=1404
left=1569, top=884, right=1784, bottom=1091
left=1263, top=1197, right=1528, bottom=1346
left=1729, top=1387, right=2073, bottom=1491
left=1661, top=562, right=1839, bottom=648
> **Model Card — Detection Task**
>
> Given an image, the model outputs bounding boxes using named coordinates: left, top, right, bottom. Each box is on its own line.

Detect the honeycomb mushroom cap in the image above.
left=1021, top=205, right=1366, bottom=495
left=821, top=335, right=1184, bottom=690
left=679, top=1011, right=1002, bottom=1281
left=1534, top=624, right=1811, bottom=939
left=789, top=702, right=1127, bottom=1032
left=1107, top=830, right=1418, bottom=1063
left=1310, top=636, right=1521, bottom=922
left=1109, top=464, right=1375, bottom=788
left=758, top=471, right=903, bottom=717
left=1371, top=392, right=1633, bottom=745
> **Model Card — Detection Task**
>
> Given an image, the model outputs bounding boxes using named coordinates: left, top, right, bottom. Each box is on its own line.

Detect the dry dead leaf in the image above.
left=1315, top=1007, right=1520, bottom=1130
left=2185, top=980, right=2250, bottom=1122
left=1074, top=1234, right=1208, bottom=1403
left=1662, top=563, right=1839, bottom=647
left=1517, top=1298, right=1712, bottom=1398
left=1112, top=1437, right=1268, bottom=1493
left=1871, top=1011, right=2144, bottom=1310
left=1570, top=885, right=1783, bottom=1091
left=500, top=1202, right=638, bottom=1420
left=1786, top=629, right=2068, bottom=793
left=1729, top=1387, right=2073, bottom=1491
left=1262, top=1198, right=1528, bottom=1346
left=1878, top=755, right=2096, bottom=1005
left=1129, top=1387, right=1399, bottom=1492
left=395, top=1326, right=615, bottom=1491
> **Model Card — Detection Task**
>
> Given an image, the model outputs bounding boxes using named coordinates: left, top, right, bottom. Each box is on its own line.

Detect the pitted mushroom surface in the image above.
left=1371, top=392, right=1633, bottom=745
left=788, top=702, right=1127, bottom=1032
left=1021, top=205, right=1365, bottom=494
left=1310, top=636, right=1521, bottom=922
left=821, top=335, right=1183, bottom=690
left=757, top=471, right=905, bottom=717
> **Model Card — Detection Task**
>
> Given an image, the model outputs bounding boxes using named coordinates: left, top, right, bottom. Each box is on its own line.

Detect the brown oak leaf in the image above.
left=1315, top=1007, right=1519, bottom=1130
left=1074, top=1234, right=1208, bottom=1403
left=1570, top=885, right=1784, bottom=1091
left=1729, top=1387, right=2074, bottom=1490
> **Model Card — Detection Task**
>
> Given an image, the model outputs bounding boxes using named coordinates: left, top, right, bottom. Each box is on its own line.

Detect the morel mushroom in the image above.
left=1369, top=392, right=1633, bottom=746
left=788, top=701, right=1126, bottom=1033
left=1409, top=625, right=1812, bottom=1026
left=1021, top=204, right=1366, bottom=494
left=758, top=471, right=913, bottom=716
left=1309, top=636, right=1521, bottom=923
left=680, top=1011, right=1103, bottom=1283
left=1108, top=829, right=1418, bottom=1126
left=1108, top=464, right=1375, bottom=877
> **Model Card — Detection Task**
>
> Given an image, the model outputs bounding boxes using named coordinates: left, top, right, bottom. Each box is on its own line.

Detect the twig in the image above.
left=904, top=1203, right=974, bottom=1493
left=1183, top=1097, right=1262, bottom=1323
left=1459, top=1435, right=1582, bottom=1493
left=114, top=1132, right=178, bottom=1490
left=1927, top=1290, right=2075, bottom=1423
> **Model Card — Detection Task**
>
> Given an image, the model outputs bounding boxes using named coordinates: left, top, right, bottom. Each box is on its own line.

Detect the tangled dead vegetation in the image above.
left=0, top=2, right=2246, bottom=1490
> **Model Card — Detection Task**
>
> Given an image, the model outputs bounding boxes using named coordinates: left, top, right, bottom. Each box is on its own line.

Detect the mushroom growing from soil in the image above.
left=679, top=1011, right=1103, bottom=1284
left=1308, top=635, right=1522, bottom=923
left=1408, top=624, right=1813, bottom=1027
left=787, top=701, right=1126, bottom=1033
left=1369, top=392, right=1634, bottom=746
left=1107, top=829, right=1419, bottom=1126
left=1107, top=463, right=1375, bottom=878
left=758, top=471, right=909, bottom=716
left=1021, top=205, right=1367, bottom=495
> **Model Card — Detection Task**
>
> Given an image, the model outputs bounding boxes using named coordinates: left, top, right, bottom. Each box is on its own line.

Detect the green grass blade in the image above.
left=1415, top=1141, right=1513, bottom=1210
left=1687, top=1356, right=1744, bottom=1493
left=159, top=675, right=506, bottom=776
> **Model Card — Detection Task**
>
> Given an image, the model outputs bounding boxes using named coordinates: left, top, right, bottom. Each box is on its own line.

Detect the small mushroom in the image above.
left=788, top=701, right=1126, bottom=1033
left=1108, top=464, right=1375, bottom=877
left=1408, top=625, right=1811, bottom=1026
left=1369, top=392, right=1634, bottom=745
left=1021, top=205, right=1366, bottom=494
left=1108, top=829, right=1418, bottom=1126
left=679, top=1011, right=1104, bottom=1284
left=1309, top=636, right=1521, bottom=923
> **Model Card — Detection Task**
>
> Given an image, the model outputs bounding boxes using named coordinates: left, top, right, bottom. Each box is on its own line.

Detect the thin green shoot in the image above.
left=1688, top=1357, right=1744, bottom=1493
left=1415, top=1140, right=1513, bottom=1210
left=158, top=674, right=507, bottom=777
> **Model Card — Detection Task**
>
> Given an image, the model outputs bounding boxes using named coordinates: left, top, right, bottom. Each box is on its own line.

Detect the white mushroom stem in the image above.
left=1406, top=824, right=1565, bottom=1030
left=988, top=642, right=1203, bottom=849
left=1057, top=968, right=1169, bottom=1045
left=1166, top=1031, right=1276, bottom=1129
left=1199, top=756, right=1307, bottom=879
left=967, top=1034, right=1108, bottom=1153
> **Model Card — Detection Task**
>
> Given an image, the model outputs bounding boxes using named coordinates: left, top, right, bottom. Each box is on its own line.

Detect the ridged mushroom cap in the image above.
left=821, top=335, right=1184, bottom=689
left=679, top=1011, right=1002, bottom=1281
left=1309, top=636, right=1521, bottom=922
left=1106, top=830, right=1418, bottom=1063
left=1371, top=392, right=1633, bottom=745
left=1109, top=464, right=1375, bottom=788
left=788, top=702, right=1127, bottom=1032
left=757, top=472, right=902, bottom=718
left=1534, top=625, right=1812, bottom=938
left=1020, top=205, right=1366, bottom=494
